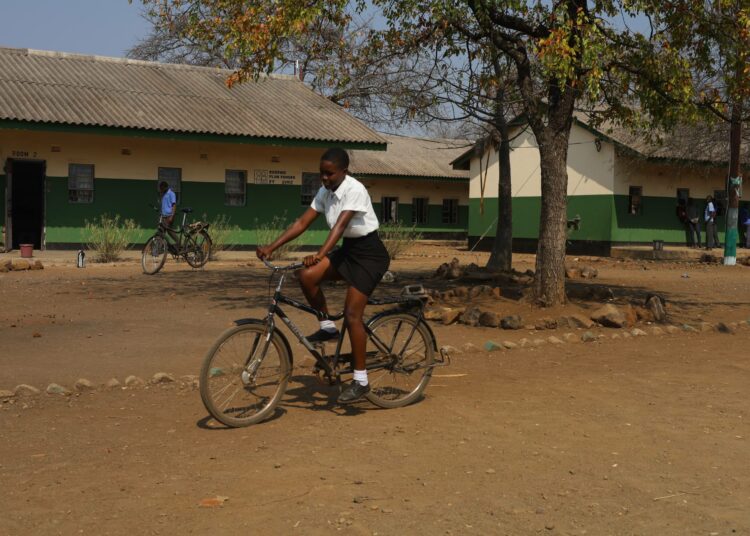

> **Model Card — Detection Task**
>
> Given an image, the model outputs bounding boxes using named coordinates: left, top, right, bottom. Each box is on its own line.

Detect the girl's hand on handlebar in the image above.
left=303, top=254, right=322, bottom=267
left=256, top=245, right=272, bottom=260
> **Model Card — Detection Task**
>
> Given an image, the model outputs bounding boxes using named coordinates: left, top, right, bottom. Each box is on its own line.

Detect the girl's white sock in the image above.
left=353, top=369, right=368, bottom=386
left=319, top=319, right=337, bottom=332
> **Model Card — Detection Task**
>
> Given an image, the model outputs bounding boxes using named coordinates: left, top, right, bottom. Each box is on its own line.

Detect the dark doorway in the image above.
left=8, top=159, right=46, bottom=249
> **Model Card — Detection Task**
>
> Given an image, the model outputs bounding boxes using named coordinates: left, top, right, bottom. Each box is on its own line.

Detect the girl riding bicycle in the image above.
left=256, top=148, right=390, bottom=403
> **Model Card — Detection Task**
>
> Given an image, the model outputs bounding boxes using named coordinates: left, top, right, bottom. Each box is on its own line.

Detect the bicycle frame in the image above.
left=255, top=265, right=432, bottom=382
left=156, top=212, right=190, bottom=250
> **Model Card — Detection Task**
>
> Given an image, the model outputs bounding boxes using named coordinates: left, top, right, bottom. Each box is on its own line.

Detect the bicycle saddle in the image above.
left=181, top=207, right=193, bottom=214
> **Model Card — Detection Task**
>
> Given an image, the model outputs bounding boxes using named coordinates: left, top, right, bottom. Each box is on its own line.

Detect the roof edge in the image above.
left=0, top=46, right=300, bottom=80
left=0, top=118, right=388, bottom=150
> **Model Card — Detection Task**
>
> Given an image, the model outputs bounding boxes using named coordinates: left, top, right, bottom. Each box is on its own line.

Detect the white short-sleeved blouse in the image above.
left=310, top=175, right=379, bottom=238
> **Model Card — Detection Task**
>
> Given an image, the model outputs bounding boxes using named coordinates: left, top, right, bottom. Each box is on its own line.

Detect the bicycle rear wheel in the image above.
left=141, top=236, right=167, bottom=275
left=185, top=230, right=211, bottom=268
left=200, top=323, right=290, bottom=427
left=364, top=312, right=435, bottom=408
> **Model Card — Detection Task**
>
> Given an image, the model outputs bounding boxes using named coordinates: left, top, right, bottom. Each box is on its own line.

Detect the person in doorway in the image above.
left=256, top=148, right=390, bottom=404
left=704, top=195, right=720, bottom=249
left=676, top=200, right=690, bottom=247
left=686, top=200, right=701, bottom=248
left=159, top=181, right=179, bottom=250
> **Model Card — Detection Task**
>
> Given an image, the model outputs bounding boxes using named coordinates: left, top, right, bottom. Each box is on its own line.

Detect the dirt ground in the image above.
left=1, top=245, right=749, bottom=535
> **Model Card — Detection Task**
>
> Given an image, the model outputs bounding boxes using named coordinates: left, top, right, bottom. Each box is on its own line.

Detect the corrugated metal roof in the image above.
left=350, top=134, right=471, bottom=179
left=0, top=47, right=386, bottom=146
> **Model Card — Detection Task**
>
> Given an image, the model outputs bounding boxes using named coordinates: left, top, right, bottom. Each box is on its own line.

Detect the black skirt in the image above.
left=328, top=231, right=390, bottom=296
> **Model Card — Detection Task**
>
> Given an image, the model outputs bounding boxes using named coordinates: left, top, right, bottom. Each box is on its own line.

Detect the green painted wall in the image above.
left=372, top=202, right=468, bottom=232
left=39, top=176, right=463, bottom=245
left=611, top=194, right=727, bottom=243
left=469, top=193, right=748, bottom=245
left=43, top=176, right=332, bottom=245
left=469, top=195, right=613, bottom=242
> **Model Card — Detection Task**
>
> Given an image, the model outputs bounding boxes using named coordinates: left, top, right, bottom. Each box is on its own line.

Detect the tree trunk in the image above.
left=486, top=127, right=513, bottom=272
left=532, top=132, right=570, bottom=306
left=723, top=101, right=742, bottom=265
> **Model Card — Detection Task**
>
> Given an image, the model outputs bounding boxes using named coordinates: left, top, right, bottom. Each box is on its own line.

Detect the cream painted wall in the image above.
left=469, top=123, right=616, bottom=199
left=613, top=153, right=726, bottom=198
left=362, top=178, right=468, bottom=205
left=0, top=129, right=323, bottom=183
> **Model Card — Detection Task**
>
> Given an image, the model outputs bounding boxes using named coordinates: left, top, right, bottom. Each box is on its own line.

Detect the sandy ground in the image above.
left=1, top=245, right=749, bottom=535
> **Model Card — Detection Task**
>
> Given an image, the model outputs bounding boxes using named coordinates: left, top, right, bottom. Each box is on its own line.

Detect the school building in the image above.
left=453, top=118, right=748, bottom=255
left=0, top=47, right=468, bottom=251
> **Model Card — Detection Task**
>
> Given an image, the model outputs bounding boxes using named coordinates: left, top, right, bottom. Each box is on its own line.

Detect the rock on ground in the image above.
left=46, top=383, right=71, bottom=395
left=440, top=345, right=461, bottom=355
left=105, top=378, right=122, bottom=389
left=590, top=304, right=629, bottom=328
left=500, top=315, right=523, bottom=330
left=10, top=260, right=31, bottom=271
left=715, top=322, right=735, bottom=334
left=151, top=372, right=176, bottom=384
left=460, top=306, right=482, bottom=327
left=581, top=331, right=597, bottom=342
left=442, top=309, right=462, bottom=325
left=484, top=341, right=503, bottom=352
left=125, top=375, right=144, bottom=387
left=646, top=295, right=667, bottom=323
left=74, top=378, right=95, bottom=391
left=461, top=342, right=480, bottom=353
left=14, top=384, right=41, bottom=396
left=479, top=311, right=501, bottom=328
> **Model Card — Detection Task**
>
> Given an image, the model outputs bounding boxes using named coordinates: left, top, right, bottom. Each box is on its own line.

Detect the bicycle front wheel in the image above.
left=200, top=323, right=291, bottom=427
left=141, top=236, right=167, bottom=275
left=185, top=230, right=211, bottom=268
left=364, top=312, right=435, bottom=408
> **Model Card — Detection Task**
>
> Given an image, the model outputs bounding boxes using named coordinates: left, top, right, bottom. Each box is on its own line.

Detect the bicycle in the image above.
left=199, top=259, right=450, bottom=427
left=141, top=205, right=212, bottom=275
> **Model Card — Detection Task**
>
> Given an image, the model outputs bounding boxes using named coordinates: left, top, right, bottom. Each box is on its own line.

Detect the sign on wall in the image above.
left=253, top=169, right=296, bottom=185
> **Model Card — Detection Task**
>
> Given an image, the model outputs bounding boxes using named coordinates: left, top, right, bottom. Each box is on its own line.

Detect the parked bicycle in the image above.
left=199, top=259, right=449, bottom=427
left=141, top=205, right=212, bottom=275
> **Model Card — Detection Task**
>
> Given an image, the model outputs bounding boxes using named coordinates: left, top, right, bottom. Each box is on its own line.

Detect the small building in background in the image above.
left=453, top=117, right=749, bottom=255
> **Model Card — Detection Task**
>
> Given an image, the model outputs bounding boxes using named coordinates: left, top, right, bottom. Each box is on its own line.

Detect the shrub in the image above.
left=379, top=221, right=423, bottom=259
left=204, top=214, right=240, bottom=260
left=85, top=214, right=137, bottom=262
left=254, top=213, right=304, bottom=260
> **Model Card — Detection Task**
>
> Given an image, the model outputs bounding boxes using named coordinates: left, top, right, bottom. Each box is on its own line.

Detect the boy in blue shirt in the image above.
left=159, top=181, right=179, bottom=250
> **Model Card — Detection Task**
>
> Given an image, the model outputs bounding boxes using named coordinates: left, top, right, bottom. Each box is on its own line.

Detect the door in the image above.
left=7, top=159, right=46, bottom=250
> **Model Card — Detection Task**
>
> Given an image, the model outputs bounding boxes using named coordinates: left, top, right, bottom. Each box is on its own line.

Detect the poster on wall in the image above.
left=253, top=169, right=296, bottom=185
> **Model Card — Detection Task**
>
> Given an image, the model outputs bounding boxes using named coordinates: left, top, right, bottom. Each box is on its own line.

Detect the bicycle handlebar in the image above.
left=261, top=258, right=304, bottom=272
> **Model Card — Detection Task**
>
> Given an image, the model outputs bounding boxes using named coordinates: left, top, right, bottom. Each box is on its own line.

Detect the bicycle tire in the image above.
left=141, top=236, right=167, bottom=275
left=364, top=312, right=435, bottom=408
left=185, top=230, right=211, bottom=268
left=200, top=323, right=291, bottom=427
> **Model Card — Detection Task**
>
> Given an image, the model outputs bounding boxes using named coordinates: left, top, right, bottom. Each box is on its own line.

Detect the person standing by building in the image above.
left=159, top=181, right=179, bottom=249
left=704, top=195, right=720, bottom=249
left=676, top=200, right=690, bottom=247
left=740, top=205, right=750, bottom=248
left=686, top=200, right=701, bottom=248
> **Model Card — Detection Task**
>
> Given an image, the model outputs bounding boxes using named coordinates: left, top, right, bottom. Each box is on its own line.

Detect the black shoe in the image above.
left=306, top=329, right=340, bottom=343
left=337, top=381, right=370, bottom=404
